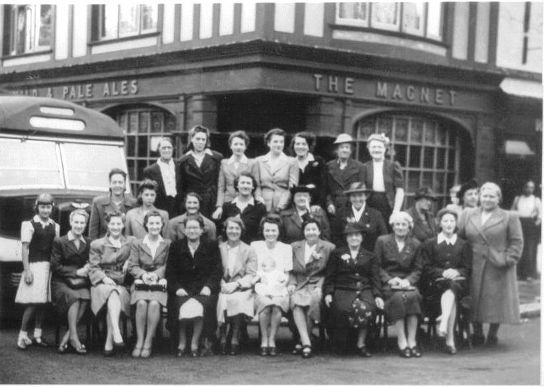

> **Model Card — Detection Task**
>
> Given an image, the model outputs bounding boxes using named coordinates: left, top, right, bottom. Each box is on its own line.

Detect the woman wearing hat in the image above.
left=457, top=182, right=523, bottom=346
left=280, top=185, right=330, bottom=244
left=325, top=133, right=365, bottom=217
left=290, top=131, right=327, bottom=208
left=375, top=211, right=423, bottom=358
left=362, top=133, right=404, bottom=226
left=255, top=128, right=299, bottom=213
left=15, top=193, right=60, bottom=350
left=420, top=208, right=472, bottom=355
left=324, top=222, right=384, bottom=357
left=166, top=214, right=222, bottom=357
left=335, top=182, right=387, bottom=251
left=406, top=187, right=438, bottom=243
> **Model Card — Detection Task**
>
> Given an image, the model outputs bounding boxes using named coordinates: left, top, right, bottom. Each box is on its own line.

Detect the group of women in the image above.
left=14, top=125, right=523, bottom=361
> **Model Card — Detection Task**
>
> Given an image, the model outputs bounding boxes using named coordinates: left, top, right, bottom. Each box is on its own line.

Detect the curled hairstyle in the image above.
left=389, top=211, right=414, bottom=230
left=234, top=171, right=257, bottom=194
left=302, top=216, right=322, bottom=234
left=108, top=168, right=127, bottom=182
left=137, top=179, right=159, bottom=205
left=143, top=210, right=164, bottom=232
left=188, top=125, right=211, bottom=149
left=259, top=214, right=283, bottom=240
left=290, top=131, right=316, bottom=154
left=264, top=128, right=286, bottom=146
left=183, top=214, right=205, bottom=229
left=223, top=215, right=246, bottom=237
left=69, top=208, right=89, bottom=223
left=105, top=210, right=126, bottom=225
left=228, top=130, right=250, bottom=147
left=479, top=182, right=503, bottom=203
left=436, top=208, right=458, bottom=223
left=185, top=191, right=203, bottom=204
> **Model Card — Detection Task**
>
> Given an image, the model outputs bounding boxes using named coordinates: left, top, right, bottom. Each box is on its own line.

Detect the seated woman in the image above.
left=289, top=218, right=335, bottom=358
left=128, top=211, right=171, bottom=358
left=217, top=216, right=257, bottom=355
left=220, top=172, right=267, bottom=244
left=50, top=209, right=91, bottom=355
left=88, top=211, right=134, bottom=356
left=250, top=215, right=293, bottom=356
left=421, top=208, right=472, bottom=355
left=324, top=223, right=384, bottom=357
left=125, top=179, right=169, bottom=239
left=375, top=212, right=423, bottom=358
left=166, top=215, right=222, bottom=357
left=280, top=185, right=330, bottom=244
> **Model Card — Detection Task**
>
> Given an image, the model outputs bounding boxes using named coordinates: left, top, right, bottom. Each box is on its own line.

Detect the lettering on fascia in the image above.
left=376, top=81, right=456, bottom=106
left=313, top=74, right=355, bottom=94
left=17, top=80, right=139, bottom=100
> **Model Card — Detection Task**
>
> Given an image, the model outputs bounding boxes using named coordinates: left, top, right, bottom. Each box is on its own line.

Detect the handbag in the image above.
left=348, top=298, right=373, bottom=329
left=64, top=276, right=90, bottom=289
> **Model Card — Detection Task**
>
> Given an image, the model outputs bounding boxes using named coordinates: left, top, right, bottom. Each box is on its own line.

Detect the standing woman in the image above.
left=177, top=125, right=223, bottom=218
left=289, top=218, right=335, bottom=358
left=125, top=179, right=169, bottom=239
left=166, top=215, right=222, bottom=357
left=458, top=182, right=523, bottom=346
left=255, top=128, right=299, bottom=213
left=375, top=212, right=423, bottom=358
left=219, top=172, right=267, bottom=244
left=324, top=223, right=384, bottom=357
left=128, top=211, right=171, bottom=358
left=363, top=133, right=404, bottom=225
left=88, top=211, right=134, bottom=356
left=143, top=137, right=181, bottom=217
left=51, top=209, right=91, bottom=355
left=216, top=216, right=257, bottom=355
left=420, top=209, right=472, bottom=355
left=250, top=215, right=293, bottom=356
left=290, top=131, right=327, bottom=208
left=457, top=179, right=479, bottom=210
left=212, top=131, right=260, bottom=220
left=89, top=168, right=137, bottom=240
left=15, top=193, right=60, bottom=350
left=325, top=133, right=365, bottom=218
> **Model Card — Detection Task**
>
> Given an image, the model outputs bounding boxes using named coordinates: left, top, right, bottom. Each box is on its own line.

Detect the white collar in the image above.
left=227, top=154, right=249, bottom=165
left=143, top=234, right=164, bottom=245
left=186, top=149, right=213, bottom=157
left=232, top=196, right=255, bottom=206
left=263, top=152, right=288, bottom=163
left=352, top=204, right=366, bottom=216
left=157, top=158, right=174, bottom=166
left=298, top=153, right=315, bottom=162
left=437, top=232, right=457, bottom=245
left=107, top=235, right=123, bottom=248
left=32, top=215, right=54, bottom=226
left=67, top=231, right=86, bottom=244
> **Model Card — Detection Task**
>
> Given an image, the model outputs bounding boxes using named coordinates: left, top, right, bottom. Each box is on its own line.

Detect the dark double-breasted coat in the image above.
left=297, top=155, right=327, bottom=208
left=177, top=150, right=223, bottom=218
left=325, top=158, right=366, bottom=213
left=166, top=238, right=222, bottom=336
left=334, top=205, right=388, bottom=251
left=143, top=161, right=182, bottom=217
left=279, top=206, right=331, bottom=244
left=89, top=193, right=137, bottom=240
left=220, top=200, right=267, bottom=244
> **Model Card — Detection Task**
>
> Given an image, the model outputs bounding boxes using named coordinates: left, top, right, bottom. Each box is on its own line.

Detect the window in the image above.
left=112, top=106, right=176, bottom=192
left=94, top=4, right=158, bottom=41
left=336, top=2, right=443, bottom=40
left=3, top=5, right=52, bottom=55
left=354, top=114, right=460, bottom=208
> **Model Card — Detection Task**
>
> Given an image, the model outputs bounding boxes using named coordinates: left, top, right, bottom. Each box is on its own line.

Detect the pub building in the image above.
left=0, top=3, right=541, bottom=207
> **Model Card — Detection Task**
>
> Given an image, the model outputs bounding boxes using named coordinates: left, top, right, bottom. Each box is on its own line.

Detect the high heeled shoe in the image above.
left=140, top=347, right=152, bottom=358
left=229, top=343, right=240, bottom=356
left=301, top=345, right=312, bottom=359
left=131, top=346, right=142, bottom=358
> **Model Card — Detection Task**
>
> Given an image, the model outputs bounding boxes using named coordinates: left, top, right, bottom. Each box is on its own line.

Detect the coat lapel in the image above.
left=329, top=161, right=346, bottom=188
left=292, top=242, right=306, bottom=270
left=482, top=208, right=505, bottom=231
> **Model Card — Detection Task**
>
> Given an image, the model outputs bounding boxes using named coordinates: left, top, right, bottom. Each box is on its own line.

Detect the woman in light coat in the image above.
left=125, top=179, right=169, bottom=239
left=255, top=128, right=299, bottom=213
left=216, top=216, right=257, bottom=355
left=458, top=182, right=523, bottom=346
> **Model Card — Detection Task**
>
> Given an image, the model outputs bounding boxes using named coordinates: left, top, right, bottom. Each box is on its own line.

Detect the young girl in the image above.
left=15, top=193, right=60, bottom=349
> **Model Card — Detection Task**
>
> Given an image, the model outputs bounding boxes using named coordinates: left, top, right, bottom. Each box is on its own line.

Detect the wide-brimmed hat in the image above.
left=290, top=184, right=315, bottom=196
left=457, top=179, right=479, bottom=200
left=367, top=133, right=391, bottom=146
left=333, top=133, right=355, bottom=145
left=414, top=187, right=437, bottom=201
left=344, top=182, right=372, bottom=195
left=343, top=222, right=365, bottom=235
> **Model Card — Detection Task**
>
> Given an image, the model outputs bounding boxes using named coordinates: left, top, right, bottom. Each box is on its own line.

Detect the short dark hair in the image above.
left=259, top=214, right=283, bottom=240
left=109, top=168, right=127, bottom=182
left=436, top=208, right=458, bottom=222
left=223, top=216, right=246, bottom=237
left=290, top=131, right=316, bottom=154
left=234, top=172, right=257, bottom=194
left=264, top=128, right=286, bottom=146
left=185, top=192, right=202, bottom=204
left=105, top=210, right=125, bottom=224
left=228, top=130, right=250, bottom=147
left=143, top=210, right=164, bottom=232
left=302, top=216, right=322, bottom=234
left=137, top=179, right=159, bottom=205
left=188, top=125, right=211, bottom=149
left=183, top=214, right=205, bottom=229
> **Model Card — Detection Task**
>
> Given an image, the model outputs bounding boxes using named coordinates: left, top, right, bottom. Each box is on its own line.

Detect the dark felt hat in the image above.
left=290, top=184, right=315, bottom=195
left=343, top=222, right=366, bottom=235
left=344, top=182, right=372, bottom=195
left=414, top=187, right=438, bottom=201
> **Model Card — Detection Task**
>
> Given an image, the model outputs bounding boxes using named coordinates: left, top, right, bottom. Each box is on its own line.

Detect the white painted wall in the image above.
left=72, top=4, right=88, bottom=58
left=474, top=2, right=490, bottom=63
left=180, top=4, right=194, bottom=41
left=162, top=3, right=176, bottom=44
left=54, top=3, right=70, bottom=60
left=219, top=3, right=234, bottom=36
left=274, top=3, right=295, bottom=33
left=240, top=2, right=256, bottom=33
left=304, top=3, right=324, bottom=37
left=452, top=2, right=469, bottom=60
left=200, top=3, right=213, bottom=39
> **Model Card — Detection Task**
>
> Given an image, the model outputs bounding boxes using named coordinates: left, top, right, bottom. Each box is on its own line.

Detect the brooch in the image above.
left=341, top=254, right=351, bottom=262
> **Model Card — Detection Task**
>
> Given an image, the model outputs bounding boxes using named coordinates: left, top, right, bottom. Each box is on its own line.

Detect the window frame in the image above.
left=4, top=4, right=53, bottom=56
left=93, top=4, right=158, bottom=42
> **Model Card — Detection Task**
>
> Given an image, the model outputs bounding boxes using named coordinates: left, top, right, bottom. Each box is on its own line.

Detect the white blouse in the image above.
left=250, top=240, right=293, bottom=273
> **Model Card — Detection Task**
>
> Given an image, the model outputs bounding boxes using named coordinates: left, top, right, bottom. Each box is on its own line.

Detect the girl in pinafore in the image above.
left=15, top=193, right=60, bottom=349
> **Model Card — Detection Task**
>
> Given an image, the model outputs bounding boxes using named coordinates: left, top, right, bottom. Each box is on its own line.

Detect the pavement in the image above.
left=518, top=278, right=541, bottom=318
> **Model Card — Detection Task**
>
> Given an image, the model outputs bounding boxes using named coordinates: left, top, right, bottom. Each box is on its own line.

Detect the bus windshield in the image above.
left=0, top=138, right=126, bottom=192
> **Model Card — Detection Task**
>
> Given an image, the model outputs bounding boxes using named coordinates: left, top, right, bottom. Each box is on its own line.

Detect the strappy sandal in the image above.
left=70, top=342, right=87, bottom=355
left=292, top=343, right=302, bottom=355
left=301, top=345, right=312, bottom=359
left=57, top=342, right=69, bottom=354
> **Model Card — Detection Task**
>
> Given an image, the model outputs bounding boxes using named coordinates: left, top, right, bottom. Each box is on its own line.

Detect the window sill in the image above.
left=329, top=23, right=447, bottom=48
left=89, top=31, right=160, bottom=47
left=1, top=49, right=53, bottom=60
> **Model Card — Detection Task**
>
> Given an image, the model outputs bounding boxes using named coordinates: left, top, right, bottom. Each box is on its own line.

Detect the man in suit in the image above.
left=143, top=137, right=181, bottom=218
left=406, top=187, right=438, bottom=243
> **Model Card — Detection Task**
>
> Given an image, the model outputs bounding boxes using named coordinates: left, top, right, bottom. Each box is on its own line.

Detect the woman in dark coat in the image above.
left=177, top=125, right=223, bottom=218
left=324, top=223, right=384, bottom=357
left=290, top=131, right=327, bottom=208
left=421, top=208, right=472, bottom=355
left=166, top=214, right=222, bottom=357
left=51, top=209, right=91, bottom=354
left=220, top=172, right=267, bottom=244
left=375, top=211, right=423, bottom=358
